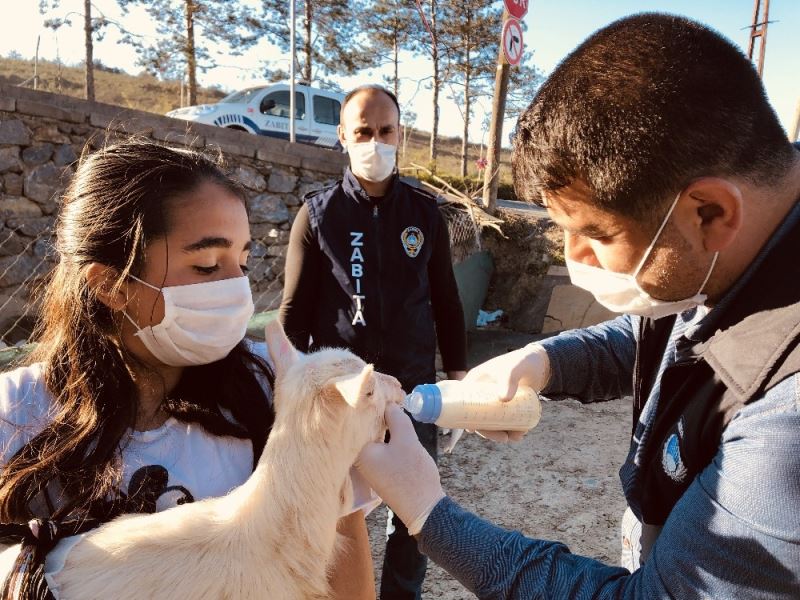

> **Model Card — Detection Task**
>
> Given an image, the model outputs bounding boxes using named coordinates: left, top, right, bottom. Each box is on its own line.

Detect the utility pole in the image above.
left=289, top=0, right=296, bottom=143
left=482, top=1, right=527, bottom=214
left=747, top=0, right=770, bottom=77
left=481, top=56, right=509, bottom=214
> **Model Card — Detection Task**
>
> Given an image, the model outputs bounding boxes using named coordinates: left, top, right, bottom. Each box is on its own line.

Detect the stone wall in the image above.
left=482, top=209, right=614, bottom=334
left=0, top=84, right=348, bottom=343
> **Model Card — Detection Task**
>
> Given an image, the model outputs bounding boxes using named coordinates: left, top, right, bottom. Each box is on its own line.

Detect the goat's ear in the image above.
left=327, top=365, right=375, bottom=408
left=265, top=318, right=299, bottom=377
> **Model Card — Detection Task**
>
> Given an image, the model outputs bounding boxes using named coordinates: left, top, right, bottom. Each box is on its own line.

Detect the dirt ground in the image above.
left=366, top=328, right=631, bottom=599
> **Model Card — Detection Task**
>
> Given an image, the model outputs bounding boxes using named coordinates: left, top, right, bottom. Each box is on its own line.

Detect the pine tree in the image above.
left=39, top=0, right=125, bottom=102
left=118, top=0, right=258, bottom=105
left=440, top=0, right=499, bottom=177
left=258, top=0, right=366, bottom=86
left=410, top=0, right=447, bottom=165
left=362, top=0, right=419, bottom=99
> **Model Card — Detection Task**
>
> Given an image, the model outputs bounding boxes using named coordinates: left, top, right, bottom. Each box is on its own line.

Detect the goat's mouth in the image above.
left=372, top=406, right=390, bottom=443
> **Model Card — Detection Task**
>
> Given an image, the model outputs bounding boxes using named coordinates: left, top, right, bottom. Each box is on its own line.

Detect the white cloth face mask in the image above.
left=566, top=193, right=719, bottom=320
left=123, top=275, right=254, bottom=367
left=346, top=141, right=397, bottom=182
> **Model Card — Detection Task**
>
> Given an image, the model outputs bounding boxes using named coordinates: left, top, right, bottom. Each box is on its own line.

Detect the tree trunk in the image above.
left=185, top=0, right=197, bottom=106
left=303, top=0, right=313, bottom=83
left=392, top=32, right=399, bottom=98
left=429, top=0, right=439, bottom=164
left=83, top=0, right=95, bottom=102
left=461, top=71, right=470, bottom=178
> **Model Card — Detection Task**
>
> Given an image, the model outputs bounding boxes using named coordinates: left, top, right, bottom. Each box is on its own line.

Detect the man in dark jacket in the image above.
left=353, top=14, right=800, bottom=600
left=280, top=84, right=467, bottom=600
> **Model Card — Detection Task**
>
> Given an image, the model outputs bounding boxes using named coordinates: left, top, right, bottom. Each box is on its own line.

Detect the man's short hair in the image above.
left=512, top=13, right=795, bottom=221
left=340, top=84, right=401, bottom=124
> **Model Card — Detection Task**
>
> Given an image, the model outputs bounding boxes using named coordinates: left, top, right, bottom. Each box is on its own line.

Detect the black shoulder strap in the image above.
left=0, top=518, right=103, bottom=600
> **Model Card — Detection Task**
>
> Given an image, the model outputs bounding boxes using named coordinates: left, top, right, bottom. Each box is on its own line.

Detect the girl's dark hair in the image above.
left=512, top=13, right=796, bottom=223
left=0, top=139, right=274, bottom=523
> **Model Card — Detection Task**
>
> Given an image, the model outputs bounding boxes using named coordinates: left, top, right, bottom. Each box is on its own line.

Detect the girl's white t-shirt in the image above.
left=0, top=362, right=255, bottom=513
left=0, top=347, right=378, bottom=519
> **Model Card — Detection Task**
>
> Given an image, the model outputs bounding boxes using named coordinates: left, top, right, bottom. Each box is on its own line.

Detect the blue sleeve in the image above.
left=417, top=374, right=800, bottom=599
left=537, top=314, right=638, bottom=402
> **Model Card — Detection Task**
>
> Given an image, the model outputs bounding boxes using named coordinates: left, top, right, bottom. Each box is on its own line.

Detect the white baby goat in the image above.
left=35, top=320, right=401, bottom=599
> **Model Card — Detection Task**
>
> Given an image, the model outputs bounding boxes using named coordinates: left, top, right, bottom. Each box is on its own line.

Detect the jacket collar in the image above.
left=342, top=168, right=400, bottom=205
left=694, top=200, right=800, bottom=401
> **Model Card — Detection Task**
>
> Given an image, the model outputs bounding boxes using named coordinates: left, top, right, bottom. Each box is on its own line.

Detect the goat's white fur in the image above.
left=21, top=320, right=400, bottom=599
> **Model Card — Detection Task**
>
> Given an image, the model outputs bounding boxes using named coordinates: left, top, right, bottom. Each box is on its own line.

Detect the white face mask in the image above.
left=566, top=193, right=719, bottom=320
left=346, top=141, right=396, bottom=182
left=123, top=275, right=254, bottom=367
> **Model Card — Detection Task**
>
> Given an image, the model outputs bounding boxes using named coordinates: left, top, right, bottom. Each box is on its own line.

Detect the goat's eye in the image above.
left=366, top=391, right=374, bottom=397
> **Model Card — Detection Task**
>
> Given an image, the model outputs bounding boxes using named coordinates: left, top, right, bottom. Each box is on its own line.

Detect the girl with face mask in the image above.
left=0, top=140, right=373, bottom=599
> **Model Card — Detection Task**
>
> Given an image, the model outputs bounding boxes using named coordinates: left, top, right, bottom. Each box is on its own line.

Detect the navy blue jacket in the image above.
left=280, top=169, right=466, bottom=391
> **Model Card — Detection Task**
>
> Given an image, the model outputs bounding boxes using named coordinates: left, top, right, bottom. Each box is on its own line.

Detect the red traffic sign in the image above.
left=503, top=0, right=528, bottom=20
left=502, top=17, right=524, bottom=66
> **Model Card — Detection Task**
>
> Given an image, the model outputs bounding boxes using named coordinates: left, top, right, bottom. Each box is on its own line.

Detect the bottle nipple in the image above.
left=404, top=391, right=424, bottom=416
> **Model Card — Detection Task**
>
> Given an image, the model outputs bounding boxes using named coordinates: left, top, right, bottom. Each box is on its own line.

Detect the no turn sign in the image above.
left=503, top=0, right=528, bottom=20
left=502, top=17, right=524, bottom=66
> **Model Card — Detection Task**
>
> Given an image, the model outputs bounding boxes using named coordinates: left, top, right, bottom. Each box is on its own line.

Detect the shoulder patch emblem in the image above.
left=661, top=431, right=687, bottom=483
left=401, top=226, right=424, bottom=258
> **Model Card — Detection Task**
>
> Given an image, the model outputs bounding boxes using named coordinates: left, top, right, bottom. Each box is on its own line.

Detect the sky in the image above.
left=0, top=0, right=797, bottom=146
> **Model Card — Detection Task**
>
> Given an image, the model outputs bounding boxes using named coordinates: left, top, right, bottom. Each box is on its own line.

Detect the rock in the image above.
left=24, top=163, right=66, bottom=211
left=296, top=181, right=327, bottom=199
left=0, top=147, right=22, bottom=174
left=0, top=227, right=29, bottom=256
left=248, top=258, right=276, bottom=284
left=69, top=124, right=91, bottom=136
left=230, top=165, right=266, bottom=191
left=53, top=144, right=78, bottom=167
left=0, top=196, right=43, bottom=218
left=3, top=173, right=23, bottom=195
left=0, top=254, right=50, bottom=287
left=32, top=124, right=72, bottom=144
left=267, top=169, right=298, bottom=193
left=22, top=144, right=54, bottom=167
left=282, top=193, right=301, bottom=207
left=247, top=193, right=289, bottom=224
left=256, top=227, right=290, bottom=244
left=266, top=243, right=288, bottom=258
left=32, top=238, right=57, bottom=260
left=6, top=216, right=55, bottom=237
left=0, top=120, right=31, bottom=145
left=249, top=240, right=268, bottom=258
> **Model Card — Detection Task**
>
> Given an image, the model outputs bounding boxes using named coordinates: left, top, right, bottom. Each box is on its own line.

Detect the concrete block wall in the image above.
left=0, top=84, right=348, bottom=343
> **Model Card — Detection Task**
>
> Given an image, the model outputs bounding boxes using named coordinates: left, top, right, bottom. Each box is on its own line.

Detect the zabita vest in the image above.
left=304, top=170, right=444, bottom=391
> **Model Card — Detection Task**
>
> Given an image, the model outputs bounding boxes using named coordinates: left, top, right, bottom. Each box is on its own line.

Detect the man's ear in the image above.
left=325, top=365, right=375, bottom=409
left=677, top=178, right=743, bottom=253
left=85, top=263, right=127, bottom=311
left=337, top=124, right=347, bottom=149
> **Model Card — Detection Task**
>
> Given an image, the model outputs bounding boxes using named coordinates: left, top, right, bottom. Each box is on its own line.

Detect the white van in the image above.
left=166, top=83, right=345, bottom=149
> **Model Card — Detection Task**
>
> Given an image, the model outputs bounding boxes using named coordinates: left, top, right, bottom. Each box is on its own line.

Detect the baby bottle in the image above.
left=403, top=381, right=541, bottom=431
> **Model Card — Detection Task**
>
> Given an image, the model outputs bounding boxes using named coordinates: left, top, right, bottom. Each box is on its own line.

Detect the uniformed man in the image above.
left=280, top=84, right=468, bottom=600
